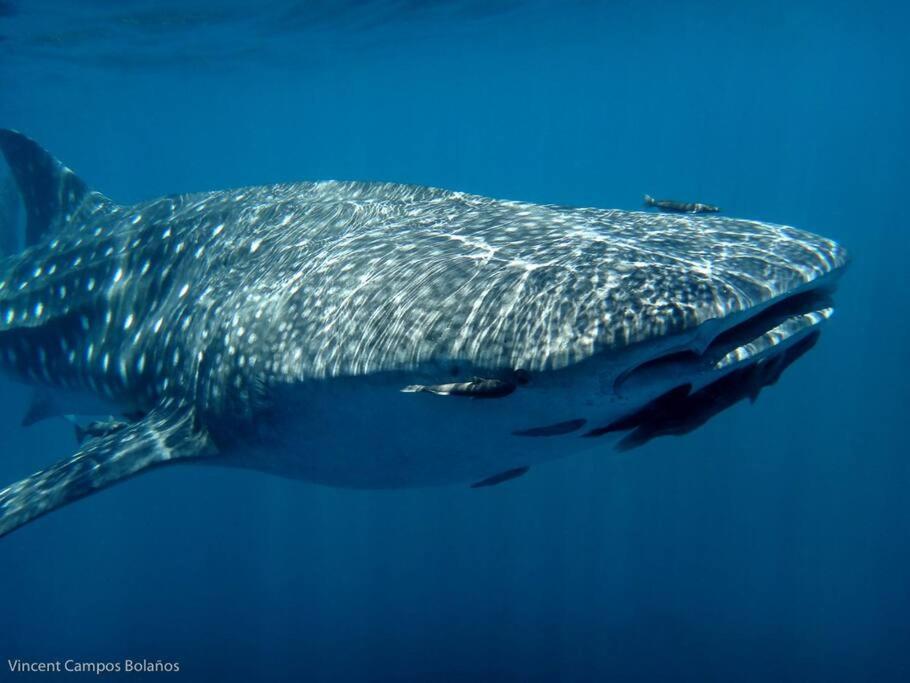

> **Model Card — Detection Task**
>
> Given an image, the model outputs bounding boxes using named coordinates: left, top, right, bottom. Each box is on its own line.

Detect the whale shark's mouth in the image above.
left=618, top=286, right=835, bottom=391
left=595, top=283, right=839, bottom=448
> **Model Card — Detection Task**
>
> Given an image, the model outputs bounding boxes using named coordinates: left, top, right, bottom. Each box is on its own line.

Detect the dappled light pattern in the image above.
left=0, top=178, right=847, bottom=403
left=0, top=129, right=848, bottom=533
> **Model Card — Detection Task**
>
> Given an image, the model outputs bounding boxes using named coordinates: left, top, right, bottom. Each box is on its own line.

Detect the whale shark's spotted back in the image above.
left=0, top=130, right=848, bottom=537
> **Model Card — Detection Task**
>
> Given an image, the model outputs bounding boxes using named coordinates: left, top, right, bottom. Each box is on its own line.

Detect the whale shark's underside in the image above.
left=0, top=130, right=848, bottom=537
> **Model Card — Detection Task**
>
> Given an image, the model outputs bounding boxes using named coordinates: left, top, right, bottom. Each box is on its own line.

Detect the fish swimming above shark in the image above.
left=644, top=194, right=720, bottom=214
left=0, top=130, right=848, bottom=537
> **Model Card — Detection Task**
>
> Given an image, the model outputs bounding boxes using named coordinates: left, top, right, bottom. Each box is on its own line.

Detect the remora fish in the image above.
left=644, top=194, right=720, bottom=214
left=0, top=130, right=848, bottom=536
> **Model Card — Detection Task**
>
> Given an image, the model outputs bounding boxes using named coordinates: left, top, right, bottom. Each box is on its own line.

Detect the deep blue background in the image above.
left=1, top=1, right=908, bottom=680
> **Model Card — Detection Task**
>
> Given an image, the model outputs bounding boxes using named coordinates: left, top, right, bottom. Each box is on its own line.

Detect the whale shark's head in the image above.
left=488, top=214, right=846, bottom=451
left=524, top=213, right=851, bottom=449
left=236, top=203, right=848, bottom=487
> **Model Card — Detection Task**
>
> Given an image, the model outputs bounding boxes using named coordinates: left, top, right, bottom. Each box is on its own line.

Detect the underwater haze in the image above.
left=1, top=1, right=908, bottom=681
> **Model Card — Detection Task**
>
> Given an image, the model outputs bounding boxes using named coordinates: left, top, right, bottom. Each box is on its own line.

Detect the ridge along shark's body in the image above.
left=0, top=130, right=848, bottom=537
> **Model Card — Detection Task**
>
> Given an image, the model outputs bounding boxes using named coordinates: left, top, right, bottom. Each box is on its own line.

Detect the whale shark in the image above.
left=0, top=130, right=848, bottom=537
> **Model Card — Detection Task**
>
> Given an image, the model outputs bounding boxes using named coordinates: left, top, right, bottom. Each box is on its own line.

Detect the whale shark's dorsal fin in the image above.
left=0, top=129, right=114, bottom=249
left=0, top=402, right=217, bottom=538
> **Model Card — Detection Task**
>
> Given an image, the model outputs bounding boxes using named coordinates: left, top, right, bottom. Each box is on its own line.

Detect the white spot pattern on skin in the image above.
left=0, top=174, right=846, bottom=492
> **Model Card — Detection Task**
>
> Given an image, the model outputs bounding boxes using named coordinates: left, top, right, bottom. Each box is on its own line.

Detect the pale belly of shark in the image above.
left=0, top=129, right=847, bottom=535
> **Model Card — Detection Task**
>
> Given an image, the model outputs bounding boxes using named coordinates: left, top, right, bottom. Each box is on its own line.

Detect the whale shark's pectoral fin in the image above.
left=0, top=402, right=216, bottom=538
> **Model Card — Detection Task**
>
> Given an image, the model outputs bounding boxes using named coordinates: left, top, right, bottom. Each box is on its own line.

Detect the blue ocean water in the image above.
left=0, top=1, right=908, bottom=680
